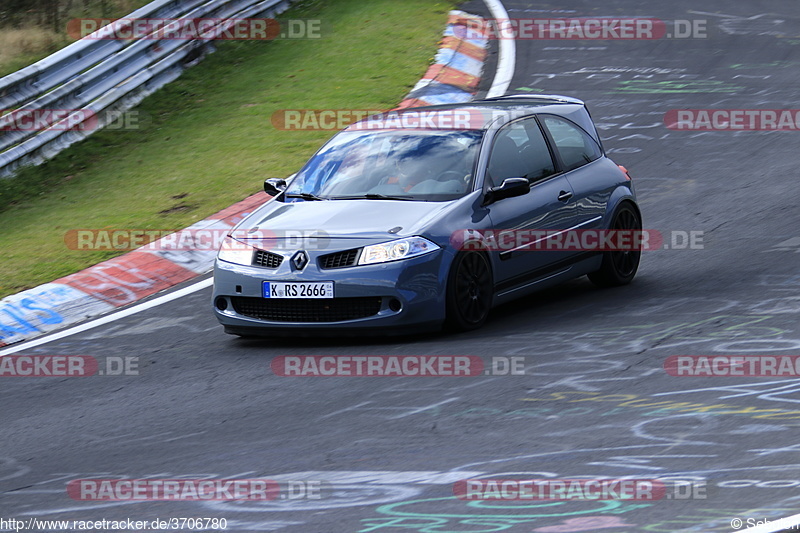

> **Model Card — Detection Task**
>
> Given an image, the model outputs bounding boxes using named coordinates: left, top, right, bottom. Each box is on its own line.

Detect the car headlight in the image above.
left=217, top=235, right=256, bottom=266
left=358, top=236, right=439, bottom=265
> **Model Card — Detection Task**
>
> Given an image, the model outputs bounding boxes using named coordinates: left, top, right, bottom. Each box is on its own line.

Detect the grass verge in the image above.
left=0, top=0, right=457, bottom=299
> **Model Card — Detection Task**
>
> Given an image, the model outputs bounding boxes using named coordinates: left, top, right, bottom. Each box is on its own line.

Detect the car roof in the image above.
left=344, top=94, right=599, bottom=142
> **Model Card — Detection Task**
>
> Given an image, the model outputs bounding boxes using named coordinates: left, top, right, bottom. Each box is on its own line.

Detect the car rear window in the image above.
left=541, top=115, right=603, bottom=172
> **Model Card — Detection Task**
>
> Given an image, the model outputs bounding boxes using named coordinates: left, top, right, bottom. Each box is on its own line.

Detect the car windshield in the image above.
left=283, top=129, right=484, bottom=202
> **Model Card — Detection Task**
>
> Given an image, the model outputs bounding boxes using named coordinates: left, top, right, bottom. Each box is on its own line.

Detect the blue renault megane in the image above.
left=212, top=95, right=642, bottom=336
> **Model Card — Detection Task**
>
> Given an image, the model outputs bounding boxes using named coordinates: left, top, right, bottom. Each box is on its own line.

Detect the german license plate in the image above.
left=263, top=281, right=334, bottom=299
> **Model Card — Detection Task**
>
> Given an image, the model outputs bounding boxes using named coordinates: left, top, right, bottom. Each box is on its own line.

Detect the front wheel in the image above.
left=588, top=203, right=642, bottom=287
left=445, top=251, right=493, bottom=331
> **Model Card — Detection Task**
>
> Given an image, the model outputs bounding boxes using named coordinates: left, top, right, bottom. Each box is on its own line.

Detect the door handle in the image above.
left=557, top=190, right=573, bottom=202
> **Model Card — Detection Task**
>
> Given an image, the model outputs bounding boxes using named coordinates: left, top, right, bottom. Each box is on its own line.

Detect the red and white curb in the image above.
left=0, top=192, right=269, bottom=347
left=398, top=10, right=488, bottom=109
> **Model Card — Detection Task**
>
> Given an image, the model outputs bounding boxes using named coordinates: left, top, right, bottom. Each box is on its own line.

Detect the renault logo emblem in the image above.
left=291, top=250, right=309, bottom=271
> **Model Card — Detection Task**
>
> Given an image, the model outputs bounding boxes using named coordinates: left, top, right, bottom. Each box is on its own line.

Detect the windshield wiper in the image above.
left=284, top=192, right=327, bottom=201
left=330, top=194, right=415, bottom=201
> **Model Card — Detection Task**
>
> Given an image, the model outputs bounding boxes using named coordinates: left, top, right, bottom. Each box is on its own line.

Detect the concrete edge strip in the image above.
left=482, top=0, right=515, bottom=98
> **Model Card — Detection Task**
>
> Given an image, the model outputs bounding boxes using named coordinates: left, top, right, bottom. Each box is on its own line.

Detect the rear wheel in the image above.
left=588, top=203, right=642, bottom=287
left=445, top=251, right=493, bottom=331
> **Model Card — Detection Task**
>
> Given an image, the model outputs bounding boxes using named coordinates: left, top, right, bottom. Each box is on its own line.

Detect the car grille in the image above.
left=319, top=248, right=360, bottom=269
left=231, top=297, right=383, bottom=322
left=253, top=250, right=283, bottom=269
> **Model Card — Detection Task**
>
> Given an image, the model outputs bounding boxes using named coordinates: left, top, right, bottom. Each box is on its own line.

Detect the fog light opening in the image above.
left=215, top=297, right=228, bottom=311
left=389, top=298, right=402, bottom=312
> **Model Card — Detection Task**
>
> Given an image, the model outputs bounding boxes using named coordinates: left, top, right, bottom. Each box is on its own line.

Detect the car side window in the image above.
left=541, top=115, right=602, bottom=172
left=486, top=117, right=555, bottom=187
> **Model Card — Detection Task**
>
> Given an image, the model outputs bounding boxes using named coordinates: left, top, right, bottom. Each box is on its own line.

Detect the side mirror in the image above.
left=264, top=178, right=287, bottom=196
left=484, top=177, right=529, bottom=205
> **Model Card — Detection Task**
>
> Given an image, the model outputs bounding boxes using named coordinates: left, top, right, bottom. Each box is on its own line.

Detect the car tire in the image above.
left=445, top=251, right=493, bottom=331
left=588, top=202, right=642, bottom=287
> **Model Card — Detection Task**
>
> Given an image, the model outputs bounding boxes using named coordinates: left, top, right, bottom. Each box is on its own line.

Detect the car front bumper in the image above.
left=212, top=248, right=449, bottom=335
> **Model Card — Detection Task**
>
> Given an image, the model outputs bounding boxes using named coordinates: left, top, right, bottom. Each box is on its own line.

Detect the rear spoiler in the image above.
left=482, top=94, right=586, bottom=106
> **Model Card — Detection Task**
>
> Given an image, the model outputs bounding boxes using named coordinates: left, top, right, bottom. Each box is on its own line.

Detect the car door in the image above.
left=483, top=116, right=577, bottom=290
left=539, top=114, right=608, bottom=231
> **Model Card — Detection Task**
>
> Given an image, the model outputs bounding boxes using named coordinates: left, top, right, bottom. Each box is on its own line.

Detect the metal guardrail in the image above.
left=0, top=0, right=291, bottom=177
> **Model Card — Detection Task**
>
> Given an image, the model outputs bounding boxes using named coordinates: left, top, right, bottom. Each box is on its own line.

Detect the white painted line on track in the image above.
left=0, top=277, right=213, bottom=356
left=483, top=0, right=515, bottom=97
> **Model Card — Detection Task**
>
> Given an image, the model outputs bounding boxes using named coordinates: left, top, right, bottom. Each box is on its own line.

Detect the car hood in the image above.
left=233, top=198, right=454, bottom=245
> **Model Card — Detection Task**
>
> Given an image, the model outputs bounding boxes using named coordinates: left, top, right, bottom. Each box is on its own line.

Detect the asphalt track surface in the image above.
left=3, top=1, right=800, bottom=532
